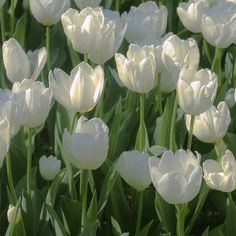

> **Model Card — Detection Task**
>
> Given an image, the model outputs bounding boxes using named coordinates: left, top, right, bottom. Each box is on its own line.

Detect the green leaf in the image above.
left=86, top=191, right=97, bottom=225
left=13, top=12, right=27, bottom=47
left=139, top=220, right=153, bottom=236
left=111, top=216, right=122, bottom=235
left=79, top=221, right=98, bottom=236
left=225, top=196, right=236, bottom=236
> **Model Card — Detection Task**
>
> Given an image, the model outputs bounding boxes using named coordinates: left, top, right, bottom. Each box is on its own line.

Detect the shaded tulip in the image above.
left=225, top=88, right=235, bottom=108
left=63, top=116, right=109, bottom=170
left=185, top=102, right=231, bottom=143
left=177, top=67, right=218, bottom=115
left=0, top=117, right=10, bottom=168
left=116, top=151, right=151, bottom=191
left=12, top=79, right=52, bottom=128
left=122, top=1, right=167, bottom=44
left=49, top=62, right=104, bottom=113
left=39, top=155, right=61, bottom=181
left=74, top=0, right=101, bottom=9
left=203, top=150, right=236, bottom=192
left=2, top=38, right=47, bottom=83
left=149, top=150, right=202, bottom=204
left=7, top=205, right=21, bottom=224
left=30, top=0, right=70, bottom=26
left=115, top=44, right=156, bottom=93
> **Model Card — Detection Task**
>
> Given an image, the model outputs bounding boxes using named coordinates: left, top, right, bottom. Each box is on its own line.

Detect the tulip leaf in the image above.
left=86, top=191, right=97, bottom=225
left=139, top=220, right=153, bottom=236
left=111, top=216, right=122, bottom=235
left=78, top=221, right=99, bottom=236
left=13, top=12, right=27, bottom=47
left=225, top=196, right=236, bottom=236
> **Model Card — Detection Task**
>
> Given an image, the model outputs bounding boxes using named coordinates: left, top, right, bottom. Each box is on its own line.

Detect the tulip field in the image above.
left=1, top=0, right=236, bottom=235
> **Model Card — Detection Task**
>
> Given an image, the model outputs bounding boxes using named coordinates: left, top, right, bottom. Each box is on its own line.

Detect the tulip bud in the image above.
left=74, top=0, right=102, bottom=9
left=12, top=79, right=52, bottom=128
left=49, top=62, right=104, bottom=113
left=63, top=116, right=109, bottom=170
left=185, top=102, right=231, bottom=143
left=203, top=150, right=236, bottom=192
left=115, top=44, right=156, bottom=93
left=149, top=150, right=202, bottom=204
left=122, top=1, right=168, bottom=44
left=29, top=0, right=70, bottom=26
left=177, top=67, right=218, bottom=115
left=0, top=117, right=10, bottom=168
left=39, top=155, right=61, bottom=181
left=116, top=151, right=152, bottom=191
left=2, top=38, right=47, bottom=83
left=7, top=205, right=21, bottom=224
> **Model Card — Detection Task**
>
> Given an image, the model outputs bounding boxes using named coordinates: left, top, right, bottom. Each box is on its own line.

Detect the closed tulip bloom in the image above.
left=185, top=102, right=231, bottom=143
left=30, top=0, right=70, bottom=26
left=116, top=151, right=152, bottom=191
left=7, top=205, right=21, bottom=224
left=39, top=155, right=61, bottom=181
left=63, top=116, right=109, bottom=170
left=49, top=62, right=104, bottom=113
left=201, top=0, right=236, bottom=48
left=122, top=1, right=167, bottom=44
left=203, top=150, right=236, bottom=192
left=177, top=0, right=207, bottom=33
left=149, top=150, right=202, bottom=204
left=115, top=44, right=156, bottom=93
left=74, top=0, right=101, bottom=9
left=159, top=34, right=200, bottom=93
left=3, top=38, right=47, bottom=83
left=0, top=117, right=10, bottom=168
left=177, top=67, right=218, bottom=115
left=12, top=79, right=52, bottom=128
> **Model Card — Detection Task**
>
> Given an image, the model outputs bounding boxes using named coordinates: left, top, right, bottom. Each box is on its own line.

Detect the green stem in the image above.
left=233, top=58, right=236, bottom=88
left=157, top=74, right=163, bottom=115
left=10, top=0, right=15, bottom=36
left=211, top=48, right=222, bottom=81
left=176, top=204, right=187, bottom=236
left=138, top=94, right=145, bottom=151
left=214, top=140, right=221, bottom=160
left=0, top=7, right=5, bottom=42
left=203, top=39, right=213, bottom=65
left=135, top=191, right=143, bottom=236
left=228, top=192, right=233, bottom=202
left=169, top=92, right=178, bottom=151
left=70, top=113, right=77, bottom=133
left=46, top=26, right=51, bottom=71
left=84, top=53, right=88, bottom=64
left=187, top=115, right=195, bottom=150
left=6, top=152, right=17, bottom=204
left=27, top=128, right=32, bottom=196
left=80, top=170, right=88, bottom=232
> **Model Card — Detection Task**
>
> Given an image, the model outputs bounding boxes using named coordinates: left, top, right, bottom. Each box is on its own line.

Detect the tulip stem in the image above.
left=187, top=115, right=195, bottom=150
left=169, top=92, right=178, bottom=151
left=116, top=0, right=120, bottom=12
left=84, top=54, right=88, bottom=63
left=80, top=170, right=88, bottom=232
left=214, top=140, right=221, bottom=160
left=176, top=204, right=188, bottom=236
left=157, top=74, right=163, bottom=115
left=211, top=48, right=222, bottom=81
left=10, top=0, right=15, bottom=36
left=70, top=113, right=77, bottom=133
left=0, top=7, right=5, bottom=42
left=46, top=26, right=51, bottom=71
left=135, top=191, right=143, bottom=236
left=27, top=128, right=32, bottom=196
left=6, top=152, right=17, bottom=204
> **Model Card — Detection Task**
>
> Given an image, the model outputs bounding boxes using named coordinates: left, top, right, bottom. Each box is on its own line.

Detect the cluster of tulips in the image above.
left=0, top=0, right=236, bottom=235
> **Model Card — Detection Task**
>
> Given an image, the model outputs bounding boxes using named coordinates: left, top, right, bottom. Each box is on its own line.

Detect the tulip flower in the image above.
left=0, top=117, right=10, bottom=168
left=63, top=116, right=109, bottom=170
left=122, top=1, right=168, bottom=44
left=29, top=0, right=70, bottom=26
left=49, top=62, right=104, bottom=113
left=7, top=204, right=21, bottom=224
left=61, top=7, right=126, bottom=64
left=39, top=155, right=61, bottom=181
left=116, top=151, right=151, bottom=191
left=177, top=67, right=218, bottom=116
left=12, top=79, right=52, bottom=128
left=74, top=0, right=101, bottom=9
left=115, top=44, right=156, bottom=93
left=177, top=0, right=208, bottom=33
left=225, top=88, right=235, bottom=108
left=2, top=38, right=47, bottom=83
left=203, top=150, right=236, bottom=192
left=185, top=102, right=231, bottom=143
left=149, top=150, right=202, bottom=204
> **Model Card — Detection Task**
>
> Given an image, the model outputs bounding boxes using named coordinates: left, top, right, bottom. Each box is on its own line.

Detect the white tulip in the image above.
left=29, top=0, right=70, bottom=26
left=39, top=155, right=61, bottom=181
left=2, top=38, right=47, bottom=83
left=7, top=204, right=21, bottom=224
left=115, top=44, right=156, bottom=93
left=63, top=116, right=109, bottom=170
left=177, top=67, right=218, bottom=115
left=12, top=79, right=52, bottom=128
left=203, top=150, right=236, bottom=192
left=116, top=151, right=152, bottom=191
left=122, top=1, right=168, bottom=44
left=74, top=0, right=101, bottom=9
left=225, top=88, right=235, bottom=108
left=49, top=62, right=104, bottom=113
left=149, top=150, right=202, bottom=204
left=185, top=102, right=231, bottom=143
left=0, top=117, right=10, bottom=168
left=201, top=0, right=236, bottom=48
